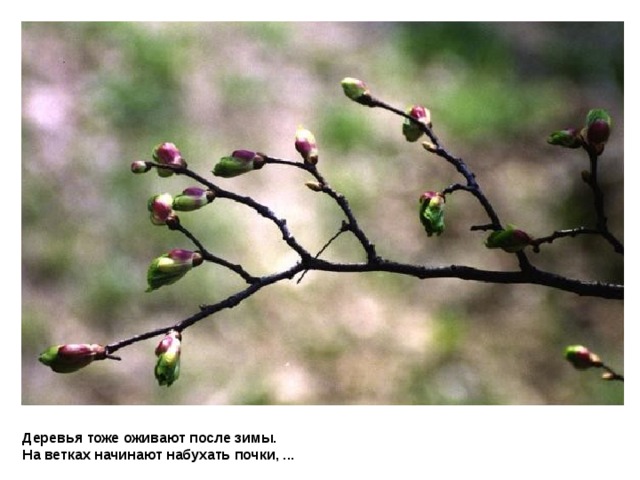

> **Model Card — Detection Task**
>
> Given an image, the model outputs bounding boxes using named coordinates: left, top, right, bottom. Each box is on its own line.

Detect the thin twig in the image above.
left=104, top=93, right=623, bottom=364
left=296, top=222, right=350, bottom=284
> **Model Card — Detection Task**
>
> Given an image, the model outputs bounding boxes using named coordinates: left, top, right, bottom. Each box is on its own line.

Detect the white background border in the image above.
left=6, top=2, right=635, bottom=477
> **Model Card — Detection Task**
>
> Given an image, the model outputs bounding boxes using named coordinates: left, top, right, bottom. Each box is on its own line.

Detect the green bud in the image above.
left=485, top=225, right=532, bottom=253
left=39, top=343, right=107, bottom=373
left=341, top=77, right=372, bottom=105
left=564, top=345, right=602, bottom=370
left=155, top=330, right=182, bottom=387
left=547, top=128, right=583, bottom=149
left=419, top=191, right=446, bottom=237
left=402, top=105, right=431, bottom=142
left=146, top=249, right=203, bottom=292
left=213, top=150, right=265, bottom=178
left=294, top=126, right=319, bottom=165
left=172, top=187, right=215, bottom=212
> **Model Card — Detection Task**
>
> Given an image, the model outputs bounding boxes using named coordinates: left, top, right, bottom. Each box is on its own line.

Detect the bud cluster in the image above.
left=147, top=188, right=215, bottom=227
left=130, top=142, right=188, bottom=177
left=106, top=77, right=620, bottom=393
left=547, top=109, right=612, bottom=156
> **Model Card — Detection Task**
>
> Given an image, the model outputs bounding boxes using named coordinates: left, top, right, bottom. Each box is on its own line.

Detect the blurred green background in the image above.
left=22, top=22, right=623, bottom=405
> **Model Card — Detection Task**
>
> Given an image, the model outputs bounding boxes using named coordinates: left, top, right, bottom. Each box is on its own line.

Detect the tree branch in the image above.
left=43, top=80, right=624, bottom=391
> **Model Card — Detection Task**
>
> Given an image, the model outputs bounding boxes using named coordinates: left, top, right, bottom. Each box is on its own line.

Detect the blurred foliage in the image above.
left=87, top=22, right=188, bottom=135
left=320, top=107, right=375, bottom=153
left=22, top=22, right=623, bottom=405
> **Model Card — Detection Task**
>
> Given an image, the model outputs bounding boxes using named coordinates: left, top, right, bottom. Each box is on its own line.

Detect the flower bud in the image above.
left=304, top=181, right=324, bottom=192
left=39, top=343, right=107, bottom=373
left=152, top=142, right=187, bottom=177
left=564, top=345, right=602, bottom=370
left=212, top=150, right=265, bottom=178
left=419, top=191, right=446, bottom=237
left=147, top=193, right=176, bottom=226
left=154, top=330, right=182, bottom=387
left=172, top=187, right=215, bottom=212
left=585, top=109, right=611, bottom=154
left=402, top=105, right=432, bottom=142
left=485, top=225, right=533, bottom=253
left=294, top=126, right=319, bottom=165
left=547, top=128, right=583, bottom=149
left=341, top=77, right=372, bottom=104
left=146, top=249, right=203, bottom=292
left=131, top=160, right=152, bottom=174
left=422, top=141, right=439, bottom=153
left=585, top=109, right=611, bottom=142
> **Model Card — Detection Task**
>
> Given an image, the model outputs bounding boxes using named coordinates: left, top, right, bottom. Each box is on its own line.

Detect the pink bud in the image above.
left=147, top=193, right=176, bottom=226
left=39, top=343, right=107, bottom=373
left=152, top=142, right=187, bottom=177
left=295, top=127, right=319, bottom=165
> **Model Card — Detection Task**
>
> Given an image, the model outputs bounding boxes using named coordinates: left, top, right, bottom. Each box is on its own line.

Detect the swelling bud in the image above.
left=154, top=330, right=182, bottom=387
left=131, top=160, right=152, bottom=174
left=172, top=187, right=215, bottom=211
left=294, top=126, right=319, bottom=165
left=148, top=193, right=176, bottom=226
left=485, top=225, right=532, bottom=253
left=146, top=249, right=203, bottom=292
left=39, top=343, right=107, bottom=373
left=419, top=191, right=446, bottom=237
left=584, top=108, right=611, bottom=155
left=341, top=77, right=373, bottom=105
left=213, top=150, right=265, bottom=178
left=152, top=142, right=187, bottom=177
left=547, top=128, right=583, bottom=149
left=402, top=105, right=432, bottom=142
